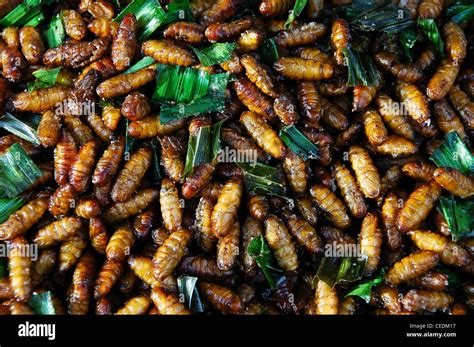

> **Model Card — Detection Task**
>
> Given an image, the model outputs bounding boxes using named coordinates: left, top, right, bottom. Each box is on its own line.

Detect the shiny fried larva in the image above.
left=164, top=21, right=205, bottom=44
left=31, top=249, right=57, bottom=288
left=12, top=85, right=72, bottom=113
left=362, top=109, right=388, bottom=146
left=200, top=0, right=244, bottom=26
left=205, top=17, right=252, bottom=42
left=92, top=136, right=125, bottom=187
left=283, top=150, right=308, bottom=194
left=264, top=215, right=298, bottom=271
left=85, top=113, right=112, bottom=142
left=237, top=29, right=266, bottom=52
left=142, top=39, right=196, bottom=67
left=153, top=228, right=193, bottom=280
left=349, top=146, right=381, bottom=199
left=160, top=178, right=183, bottom=232
left=259, top=0, right=292, bottom=17
left=159, top=135, right=185, bottom=184
left=284, top=213, right=323, bottom=253
left=151, top=287, right=190, bottom=315
left=179, top=256, right=233, bottom=282
left=111, top=13, right=137, bottom=71
left=182, top=162, right=216, bottom=200
left=240, top=53, right=278, bottom=98
left=427, top=59, right=460, bottom=101
left=444, top=22, right=467, bottom=62
left=402, top=160, right=436, bottom=181
left=378, top=286, right=402, bottom=314
left=274, top=57, right=334, bottom=81
left=49, top=184, right=76, bottom=217
left=275, top=22, right=327, bottom=48
left=0, top=195, right=49, bottom=240
left=402, top=290, right=454, bottom=313
left=273, top=91, right=299, bottom=125
left=96, top=67, right=156, bottom=98
left=68, top=252, right=96, bottom=315
left=381, top=192, right=402, bottom=251
left=33, top=216, right=83, bottom=248
left=220, top=52, right=243, bottom=74
left=191, top=0, right=217, bottom=18
left=8, top=237, right=32, bottom=301
left=359, top=211, right=383, bottom=276
left=59, top=230, right=87, bottom=272
left=89, top=217, right=109, bottom=255
left=331, top=19, right=350, bottom=66
left=408, top=271, right=449, bottom=292
left=62, top=9, right=87, bottom=41
left=296, top=197, right=318, bottom=227
left=199, top=281, right=243, bottom=314
left=115, top=294, right=150, bottom=315
left=352, top=85, right=378, bottom=112
left=2, top=27, right=19, bottom=49
left=122, top=92, right=151, bottom=121
left=94, top=258, right=123, bottom=299
left=240, top=111, right=286, bottom=159
left=19, top=26, right=44, bottom=65
left=233, top=75, right=276, bottom=120
left=247, top=195, right=269, bottom=221
left=128, top=114, right=185, bottom=139
left=241, top=217, right=263, bottom=275
left=111, top=147, right=152, bottom=203
left=372, top=135, right=418, bottom=158
left=54, top=129, right=77, bottom=186
left=433, top=99, right=467, bottom=140
left=418, top=0, right=443, bottom=19
left=217, top=220, right=240, bottom=271
left=102, top=188, right=159, bottom=224
left=374, top=52, right=423, bottom=83
left=397, top=180, right=441, bottom=232
left=310, top=184, right=350, bottom=229
left=133, top=209, right=156, bottom=239
left=102, top=104, right=122, bottom=131
left=449, top=85, right=474, bottom=130
left=306, top=280, right=339, bottom=315
left=386, top=251, right=439, bottom=285
left=195, top=197, right=217, bottom=254
left=106, top=225, right=135, bottom=262
left=221, top=127, right=270, bottom=164
left=334, top=161, right=367, bottom=218
left=376, top=94, right=415, bottom=141
left=433, top=167, right=474, bottom=198
left=63, top=116, right=94, bottom=146
left=396, top=81, right=430, bottom=124
left=211, top=176, right=243, bottom=238
left=69, top=140, right=99, bottom=193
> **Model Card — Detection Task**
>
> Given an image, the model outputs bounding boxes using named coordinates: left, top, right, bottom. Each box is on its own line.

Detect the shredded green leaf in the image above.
left=0, top=258, right=7, bottom=279
left=28, top=291, right=56, bottom=315
left=0, top=196, right=26, bottom=224
left=247, top=235, right=282, bottom=289
left=0, top=113, right=41, bottom=146
left=399, top=28, right=420, bottom=63
left=193, top=43, right=237, bottom=67
left=27, top=67, right=62, bottom=92
left=430, top=132, right=474, bottom=175
left=259, top=38, right=280, bottom=65
left=437, top=265, right=463, bottom=289
left=447, top=2, right=474, bottom=24
left=124, top=56, right=155, bottom=74
left=345, top=268, right=385, bottom=303
left=150, top=138, right=162, bottom=183
left=183, top=125, right=211, bottom=178
left=417, top=18, right=445, bottom=57
left=236, top=162, right=288, bottom=199
left=211, top=120, right=225, bottom=160
left=177, top=275, right=205, bottom=312
left=279, top=125, right=319, bottom=161
left=438, top=195, right=474, bottom=241
left=343, top=47, right=382, bottom=87
left=313, top=255, right=367, bottom=288
left=43, top=12, right=66, bottom=49
left=0, top=143, right=42, bottom=199
left=164, top=0, right=194, bottom=23
left=0, top=0, right=46, bottom=27
left=285, top=0, right=308, bottom=28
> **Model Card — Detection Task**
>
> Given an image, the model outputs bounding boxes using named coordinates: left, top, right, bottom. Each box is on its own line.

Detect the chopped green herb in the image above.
left=438, top=195, right=474, bottom=241
left=27, top=67, right=62, bottom=92
left=236, top=162, right=287, bottom=199
left=177, top=275, right=205, bottom=312
left=247, top=235, right=282, bottom=289
left=343, top=47, right=382, bottom=87
left=193, top=43, right=237, bottom=67
left=345, top=268, right=385, bottom=303
left=417, top=18, right=445, bottom=57
left=430, top=132, right=474, bottom=175
left=279, top=125, right=319, bottom=160
left=124, top=56, right=156, bottom=74
left=0, top=196, right=26, bottom=224
left=258, top=38, right=280, bottom=65
left=447, top=2, right=474, bottom=24
left=164, top=0, right=194, bottom=23
left=183, top=125, right=211, bottom=178
left=285, top=0, right=308, bottom=28
left=28, top=291, right=56, bottom=315
left=150, top=138, right=162, bottom=183
left=211, top=119, right=225, bottom=160
left=313, top=255, right=367, bottom=288
left=43, top=12, right=66, bottom=48
left=0, top=0, right=46, bottom=27
left=399, top=27, right=420, bottom=63
left=0, top=113, right=41, bottom=146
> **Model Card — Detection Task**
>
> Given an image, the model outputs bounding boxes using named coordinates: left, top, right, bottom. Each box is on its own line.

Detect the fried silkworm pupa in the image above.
left=247, top=195, right=269, bottom=221
left=87, top=0, right=115, bottom=18
left=418, top=0, right=443, bottom=19
left=0, top=195, right=49, bottom=240
left=371, top=135, right=418, bottom=158
left=373, top=52, right=423, bottom=83
left=334, top=161, right=367, bottom=218
left=62, top=9, right=87, bottom=41
left=354, top=85, right=378, bottom=113
left=296, top=47, right=332, bottom=63
left=179, top=256, right=233, bottom=282
left=259, top=0, right=292, bottom=17
left=237, top=29, right=266, bottom=52
left=305, top=280, right=339, bottom=315
left=141, top=39, right=196, bottom=66
left=49, top=184, right=76, bottom=217
left=283, top=150, right=308, bottom=194
left=59, top=230, right=87, bottom=272
left=8, top=237, right=32, bottom=301
left=283, top=213, right=323, bottom=253
left=433, top=99, right=467, bottom=140
left=402, top=161, right=436, bottom=181
left=111, top=13, right=137, bottom=71
left=89, top=217, right=109, bottom=255
left=102, top=188, right=159, bottom=224
left=43, top=36, right=111, bottom=68
left=101, top=104, right=121, bottom=131
left=115, top=294, right=151, bottom=315
left=402, top=290, right=454, bottom=313
left=274, top=57, right=334, bottom=81
left=205, top=17, right=252, bottom=42
left=220, top=52, right=243, bottom=74
left=233, top=75, right=276, bottom=120
left=449, top=85, right=474, bottom=130
left=211, top=176, right=243, bottom=238
left=63, top=116, right=94, bottom=146
left=319, top=77, right=349, bottom=97
left=264, top=215, right=298, bottom=271
left=153, top=228, right=193, bottom=280
left=1, top=42, right=25, bottom=82
left=160, top=178, right=183, bottom=232
left=376, top=94, right=415, bottom=141
left=111, top=146, right=152, bottom=203
left=240, top=111, right=286, bottom=159
left=2, top=27, right=19, bottom=49
left=199, top=281, right=243, bottom=314
left=159, top=135, right=185, bottom=184
left=427, top=59, right=460, bottom=101
left=69, top=140, right=99, bottom=193
left=191, top=0, right=217, bottom=18
left=75, top=197, right=101, bottom=219
left=127, top=255, right=159, bottom=286
left=386, top=250, right=439, bottom=285
left=331, top=19, right=350, bottom=66
left=349, top=146, right=381, bottom=199
left=275, top=22, right=327, bottom=48
left=362, top=109, right=388, bottom=146
left=106, top=225, right=135, bottom=262
left=273, top=90, right=299, bottom=125
left=359, top=211, right=383, bottom=277
left=150, top=287, right=190, bottom=315
left=381, top=192, right=402, bottom=251
left=378, top=286, right=403, bottom=314
left=96, top=67, right=156, bottom=98
left=310, top=184, right=351, bottom=230
left=443, top=22, right=467, bottom=63
left=200, top=0, right=244, bottom=26
left=92, top=136, right=125, bottom=187
left=397, top=180, right=441, bottom=232
left=409, top=230, right=471, bottom=267
left=408, top=271, right=449, bottom=291
left=94, top=258, right=123, bottom=299
left=239, top=218, right=263, bottom=276
left=164, top=21, right=205, bottom=44
left=68, top=252, right=96, bottom=315
left=31, top=249, right=57, bottom=288
left=195, top=197, right=217, bottom=254
left=217, top=220, right=240, bottom=271
left=127, top=115, right=185, bottom=139
left=86, top=113, right=113, bottom=142
left=338, top=297, right=358, bottom=315
left=133, top=209, right=156, bottom=239
left=12, top=85, right=72, bottom=113
left=221, top=127, right=270, bottom=164
left=396, top=81, right=430, bottom=124
left=19, top=26, right=44, bottom=64
left=295, top=197, right=318, bottom=227
left=433, top=167, right=474, bottom=198
left=240, top=53, right=278, bottom=98
left=33, top=216, right=83, bottom=248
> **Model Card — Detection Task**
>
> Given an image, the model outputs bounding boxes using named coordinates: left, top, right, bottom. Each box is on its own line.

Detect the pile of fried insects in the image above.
left=0, top=0, right=473, bottom=315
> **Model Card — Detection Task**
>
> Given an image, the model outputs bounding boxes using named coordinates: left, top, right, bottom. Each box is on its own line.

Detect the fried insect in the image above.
left=397, top=180, right=441, bottom=232
left=68, top=252, right=96, bottom=315
left=0, top=195, right=49, bottom=240
left=273, top=91, right=299, bottom=125
left=359, top=211, right=383, bottom=276
left=92, top=136, right=125, bottom=187
left=409, top=230, right=471, bottom=267
left=121, top=92, right=151, bottom=121
left=334, top=161, right=367, bottom=218
left=449, top=85, right=474, bottom=130
left=264, top=215, right=298, bottom=271
left=381, top=192, right=402, bottom=251
left=310, top=184, right=350, bottom=229
left=396, top=81, right=430, bottom=124
left=376, top=94, right=415, bottom=140
left=240, top=217, right=263, bottom=276
left=240, top=111, right=286, bottom=159
left=374, top=52, right=423, bottom=83
left=199, top=281, right=243, bottom=314
left=102, top=188, right=158, bottom=224
left=233, top=75, right=276, bottom=120
left=408, top=271, right=449, bottom=292
left=75, top=197, right=101, bottom=219
left=296, top=197, right=318, bottom=227
left=237, top=29, right=266, bottom=52
left=33, top=216, right=83, bottom=248
left=48, top=184, right=76, bottom=217
left=211, top=176, right=243, bottom=238
left=259, top=0, right=292, bottom=17
left=52, top=130, right=77, bottom=186
left=200, top=0, right=244, bottom=26
left=352, top=85, right=377, bottom=112
left=127, top=115, right=185, bottom=139
left=116, top=294, right=151, bottom=315
left=19, top=26, right=44, bottom=64
left=8, top=237, right=31, bottom=301
left=217, top=220, right=240, bottom=271
left=191, top=0, right=218, bottom=18
left=349, top=146, right=381, bottom=199
left=240, top=54, right=278, bottom=98
left=43, top=36, right=110, bottom=68
left=247, top=195, right=269, bottom=222
left=142, top=39, right=196, bottom=67
left=36, top=110, right=60, bottom=148
left=133, top=209, right=156, bottom=239
left=331, top=19, right=350, bottom=66
left=284, top=213, right=323, bottom=253
left=372, top=135, right=418, bottom=157
left=432, top=167, right=474, bottom=198
left=101, top=104, right=121, bottom=131
left=161, top=21, right=204, bottom=45
left=150, top=287, right=190, bottom=315
left=195, top=197, right=217, bottom=254
left=221, top=127, right=270, bottom=163
left=402, top=161, right=436, bottom=181
left=275, top=22, right=326, bottom=48
left=274, top=57, right=334, bottom=81
left=89, top=217, right=109, bottom=255
left=444, top=22, right=467, bottom=62
left=106, top=225, right=135, bottom=262
left=86, top=114, right=113, bottom=142
left=96, top=67, right=156, bottom=98
left=386, top=251, right=439, bottom=285
left=153, top=228, right=193, bottom=280
left=283, top=150, right=308, bottom=194
left=418, top=0, right=443, bottom=19
left=160, top=178, right=183, bottom=232
left=111, top=13, right=137, bottom=71
left=69, top=140, right=99, bottom=193
left=402, top=290, right=453, bottom=312
left=88, top=17, right=119, bottom=37
left=12, top=85, right=72, bottom=113
left=159, top=135, right=185, bottom=184
left=94, top=258, right=123, bottom=299
left=362, top=109, right=388, bottom=146
left=62, top=9, right=87, bottom=40
left=427, top=59, right=460, bottom=101
left=433, top=99, right=467, bottom=140
left=2, top=27, right=19, bottom=49
left=63, top=116, right=94, bottom=146
left=205, top=17, right=252, bottom=42
left=306, top=280, right=339, bottom=315
left=31, top=249, right=57, bottom=288
left=59, top=230, right=87, bottom=272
